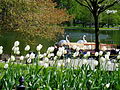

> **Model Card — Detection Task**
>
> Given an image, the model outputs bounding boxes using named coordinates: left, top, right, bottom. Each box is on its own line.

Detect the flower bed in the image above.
left=0, top=41, right=120, bottom=89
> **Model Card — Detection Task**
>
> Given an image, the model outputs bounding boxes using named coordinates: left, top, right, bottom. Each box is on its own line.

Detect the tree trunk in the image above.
left=94, top=14, right=100, bottom=68
left=94, top=15, right=99, bottom=52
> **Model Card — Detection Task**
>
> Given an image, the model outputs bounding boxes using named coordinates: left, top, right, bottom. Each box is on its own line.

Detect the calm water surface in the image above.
left=64, top=29, right=120, bottom=44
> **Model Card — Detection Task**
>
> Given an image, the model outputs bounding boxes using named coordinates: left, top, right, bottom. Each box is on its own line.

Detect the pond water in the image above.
left=65, top=29, right=120, bottom=44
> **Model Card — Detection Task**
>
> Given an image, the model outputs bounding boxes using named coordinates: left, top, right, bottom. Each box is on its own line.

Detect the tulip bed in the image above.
left=0, top=41, right=120, bottom=89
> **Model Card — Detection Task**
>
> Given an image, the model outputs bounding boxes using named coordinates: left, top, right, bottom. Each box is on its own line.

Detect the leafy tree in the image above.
left=75, top=0, right=120, bottom=52
left=55, top=0, right=93, bottom=27
left=100, top=3, right=120, bottom=28
left=0, top=0, right=71, bottom=44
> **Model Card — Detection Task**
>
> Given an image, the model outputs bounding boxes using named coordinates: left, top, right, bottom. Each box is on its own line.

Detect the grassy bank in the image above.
left=0, top=31, right=55, bottom=54
left=64, top=26, right=119, bottom=31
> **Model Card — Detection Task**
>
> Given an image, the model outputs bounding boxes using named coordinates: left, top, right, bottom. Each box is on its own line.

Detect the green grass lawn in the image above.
left=64, top=26, right=119, bottom=30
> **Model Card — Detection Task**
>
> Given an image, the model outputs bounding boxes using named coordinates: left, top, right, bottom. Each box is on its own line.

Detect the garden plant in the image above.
left=0, top=41, right=120, bottom=89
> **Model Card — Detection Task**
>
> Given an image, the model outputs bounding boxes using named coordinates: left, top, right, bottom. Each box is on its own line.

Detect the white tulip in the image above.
left=17, top=50, right=20, bottom=55
left=58, top=47, right=63, bottom=52
left=118, top=51, right=120, bottom=55
left=14, top=50, right=20, bottom=55
left=20, top=56, right=24, bottom=60
left=100, top=57, right=106, bottom=62
left=44, top=63, right=49, bottom=68
left=29, top=52, right=35, bottom=59
left=57, top=51, right=62, bottom=57
left=0, top=46, right=3, bottom=50
left=117, top=55, right=120, bottom=59
left=93, top=60, right=98, bottom=66
left=14, top=41, right=20, bottom=46
left=66, top=58, right=71, bottom=63
left=82, top=59, right=88, bottom=65
left=43, top=53, right=47, bottom=57
left=99, top=51, right=103, bottom=56
left=48, top=54, right=52, bottom=58
left=49, top=53, right=54, bottom=58
left=36, top=44, right=43, bottom=51
left=95, top=52, right=98, bottom=57
left=116, top=49, right=119, bottom=52
left=61, top=47, right=65, bottom=50
left=7, top=58, right=10, bottom=63
left=43, top=57, right=49, bottom=62
left=12, top=46, right=15, bottom=51
left=73, top=52, right=79, bottom=57
left=89, top=80, right=92, bottom=83
left=54, top=56, right=58, bottom=60
left=27, top=58, right=31, bottom=63
left=10, top=55, right=15, bottom=61
left=47, top=47, right=54, bottom=53
left=106, top=52, right=110, bottom=56
left=38, top=54, right=43, bottom=59
left=115, top=63, right=119, bottom=68
left=57, top=62, right=62, bottom=67
left=4, top=64, right=9, bottom=69
left=0, top=49, right=3, bottom=54
left=83, top=54, right=88, bottom=58
left=25, top=54, right=30, bottom=58
left=64, top=50, right=67, bottom=54
left=13, top=47, right=19, bottom=52
left=86, top=52, right=90, bottom=56
left=105, top=83, right=110, bottom=88
left=105, top=54, right=109, bottom=60
left=107, top=61, right=111, bottom=65
left=25, top=45, right=30, bottom=51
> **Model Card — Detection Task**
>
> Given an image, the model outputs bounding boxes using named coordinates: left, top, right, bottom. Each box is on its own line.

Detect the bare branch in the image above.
left=75, top=0, right=92, bottom=12
left=98, top=0, right=105, bottom=4
left=98, top=1, right=118, bottom=14
left=84, top=0, right=93, bottom=10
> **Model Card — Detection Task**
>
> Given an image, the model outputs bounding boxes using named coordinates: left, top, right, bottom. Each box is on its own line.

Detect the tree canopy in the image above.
left=0, top=0, right=71, bottom=42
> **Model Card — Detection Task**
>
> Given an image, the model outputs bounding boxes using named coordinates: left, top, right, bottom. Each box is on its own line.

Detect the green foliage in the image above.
left=55, top=0, right=120, bottom=27
left=0, top=62, right=120, bottom=89
left=0, top=31, right=55, bottom=54
left=0, top=0, right=71, bottom=47
left=0, top=0, right=71, bottom=54
left=56, top=0, right=93, bottom=26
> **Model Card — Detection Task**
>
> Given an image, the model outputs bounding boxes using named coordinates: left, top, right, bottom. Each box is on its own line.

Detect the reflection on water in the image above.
left=64, top=30, right=120, bottom=44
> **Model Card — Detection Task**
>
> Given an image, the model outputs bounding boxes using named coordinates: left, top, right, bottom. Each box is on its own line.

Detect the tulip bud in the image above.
left=4, top=64, right=9, bottom=69
left=27, top=58, right=31, bottom=63
left=0, top=49, right=3, bottom=54
left=57, top=51, right=62, bottom=57
left=87, top=51, right=90, bottom=56
left=99, top=51, right=103, bottom=56
left=25, top=45, right=30, bottom=51
left=36, top=44, right=43, bottom=51
left=10, top=55, right=15, bottom=61
left=20, top=56, right=24, bottom=61
left=44, top=63, right=49, bottom=68
left=14, top=41, right=20, bottom=46
left=29, top=52, right=35, bottom=59
left=95, top=52, right=98, bottom=57
left=0, top=46, right=3, bottom=50
left=105, top=83, right=110, bottom=88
